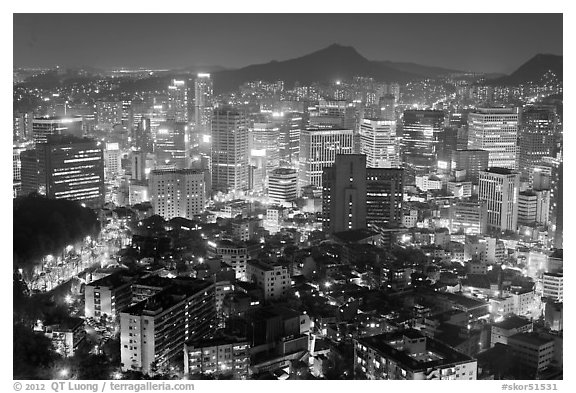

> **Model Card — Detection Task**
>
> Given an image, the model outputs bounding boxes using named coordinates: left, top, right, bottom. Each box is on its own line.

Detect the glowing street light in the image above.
left=65, top=295, right=73, bottom=305
left=59, top=368, right=69, bottom=378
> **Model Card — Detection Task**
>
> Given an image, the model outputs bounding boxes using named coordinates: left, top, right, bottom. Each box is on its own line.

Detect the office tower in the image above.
left=450, top=200, right=488, bottom=235
left=14, top=112, right=33, bottom=142
left=354, top=330, right=477, bottom=380
left=194, top=73, right=213, bottom=131
left=268, top=168, right=298, bottom=205
left=167, top=79, right=188, bottom=122
left=299, top=128, right=355, bottom=188
left=518, top=107, right=555, bottom=181
left=450, top=149, right=490, bottom=183
left=13, top=143, right=28, bottom=197
left=518, top=189, right=550, bottom=226
left=130, top=150, right=147, bottom=181
left=401, top=110, right=445, bottom=176
left=322, top=155, right=403, bottom=233
left=436, top=127, right=459, bottom=168
left=20, top=135, right=105, bottom=207
left=252, top=121, right=280, bottom=174
left=211, top=109, right=250, bottom=193
left=378, top=94, right=396, bottom=121
left=310, top=99, right=356, bottom=130
left=468, top=107, right=519, bottom=169
left=478, top=168, right=520, bottom=232
left=104, top=142, right=122, bottom=180
left=149, top=168, right=205, bottom=220
left=359, top=118, right=399, bottom=168
left=32, top=116, right=83, bottom=144
left=246, top=260, right=290, bottom=301
left=365, top=167, right=404, bottom=228
left=95, top=101, right=123, bottom=129
left=134, top=117, right=153, bottom=153
left=322, top=154, right=367, bottom=233
left=278, top=112, right=302, bottom=166
left=120, top=281, right=216, bottom=375
left=153, top=120, right=189, bottom=169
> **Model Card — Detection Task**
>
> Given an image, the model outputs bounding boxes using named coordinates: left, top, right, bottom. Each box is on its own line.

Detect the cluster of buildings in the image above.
left=14, top=69, right=563, bottom=380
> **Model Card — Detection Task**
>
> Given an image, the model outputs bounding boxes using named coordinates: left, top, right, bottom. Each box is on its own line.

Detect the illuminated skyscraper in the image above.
left=268, top=168, right=298, bottom=205
left=153, top=120, right=190, bottom=169
left=468, top=107, right=519, bottom=169
left=251, top=121, right=280, bottom=174
left=299, top=128, right=355, bottom=188
left=194, top=73, right=213, bottom=131
left=401, top=110, right=445, bottom=176
left=211, top=109, right=250, bottom=193
left=21, top=135, right=105, bottom=207
left=518, top=107, right=555, bottom=181
left=278, top=112, right=302, bottom=166
left=478, top=167, right=520, bottom=232
left=167, top=79, right=189, bottom=123
left=359, top=118, right=399, bottom=168
left=32, top=116, right=83, bottom=144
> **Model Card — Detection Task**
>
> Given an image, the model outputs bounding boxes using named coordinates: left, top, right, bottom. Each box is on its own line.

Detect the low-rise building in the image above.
left=184, top=335, right=250, bottom=379
left=491, top=316, right=533, bottom=347
left=354, top=329, right=478, bottom=380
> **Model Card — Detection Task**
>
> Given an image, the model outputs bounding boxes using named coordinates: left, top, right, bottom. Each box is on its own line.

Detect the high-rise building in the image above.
left=104, top=142, right=122, bottom=180
left=194, top=73, right=213, bottom=132
left=120, top=280, right=216, bottom=375
left=478, top=168, right=520, bottom=232
left=134, top=117, right=153, bottom=153
left=278, top=112, right=302, bottom=166
left=322, top=154, right=367, bottom=233
left=211, top=109, right=250, bottom=193
left=149, top=168, right=205, bottom=220
left=468, top=107, right=519, bottom=169
left=21, top=135, right=105, bottom=207
left=450, top=149, right=490, bottom=183
left=130, top=150, right=147, bottom=181
left=153, top=120, right=189, bottom=169
left=32, top=116, right=83, bottom=144
left=518, top=107, right=555, bottom=181
left=167, top=79, right=189, bottom=123
left=252, top=121, right=280, bottom=174
left=299, top=128, right=355, bottom=188
left=365, top=167, right=404, bottom=228
left=322, top=155, right=403, bottom=233
left=518, top=189, right=550, bottom=227
left=401, top=110, right=445, bottom=176
left=268, top=168, right=298, bottom=206
left=542, top=272, right=563, bottom=302
left=359, top=118, right=399, bottom=168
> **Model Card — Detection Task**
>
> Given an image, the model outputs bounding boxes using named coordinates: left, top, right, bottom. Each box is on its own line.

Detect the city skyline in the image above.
left=13, top=11, right=565, bottom=383
left=14, top=13, right=562, bottom=73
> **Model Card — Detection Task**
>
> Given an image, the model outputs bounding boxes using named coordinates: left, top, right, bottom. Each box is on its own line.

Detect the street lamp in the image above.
left=59, top=368, right=69, bottom=378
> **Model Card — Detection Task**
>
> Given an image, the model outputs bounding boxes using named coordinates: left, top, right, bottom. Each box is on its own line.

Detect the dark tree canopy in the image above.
left=13, top=194, right=100, bottom=271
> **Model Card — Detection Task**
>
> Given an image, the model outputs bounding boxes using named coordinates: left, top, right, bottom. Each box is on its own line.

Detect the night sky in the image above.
left=13, top=13, right=563, bottom=73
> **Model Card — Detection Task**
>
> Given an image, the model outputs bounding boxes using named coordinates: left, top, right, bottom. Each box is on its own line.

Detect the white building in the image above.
left=246, top=260, right=290, bottom=301
left=542, top=272, right=563, bottom=302
left=104, top=142, right=122, bottom=180
left=299, top=128, right=355, bottom=188
left=359, top=118, right=399, bottom=168
left=149, top=168, right=205, bottom=220
left=268, top=168, right=298, bottom=206
left=478, top=168, right=519, bottom=232
left=468, top=107, right=519, bottom=169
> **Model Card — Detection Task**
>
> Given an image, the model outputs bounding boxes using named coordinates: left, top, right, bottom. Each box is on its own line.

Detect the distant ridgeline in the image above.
left=13, top=194, right=100, bottom=271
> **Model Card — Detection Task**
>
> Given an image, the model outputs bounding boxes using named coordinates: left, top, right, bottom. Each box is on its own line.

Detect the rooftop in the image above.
left=508, top=332, right=554, bottom=347
left=493, top=315, right=532, bottom=331
left=332, top=228, right=380, bottom=244
left=357, top=329, right=474, bottom=371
